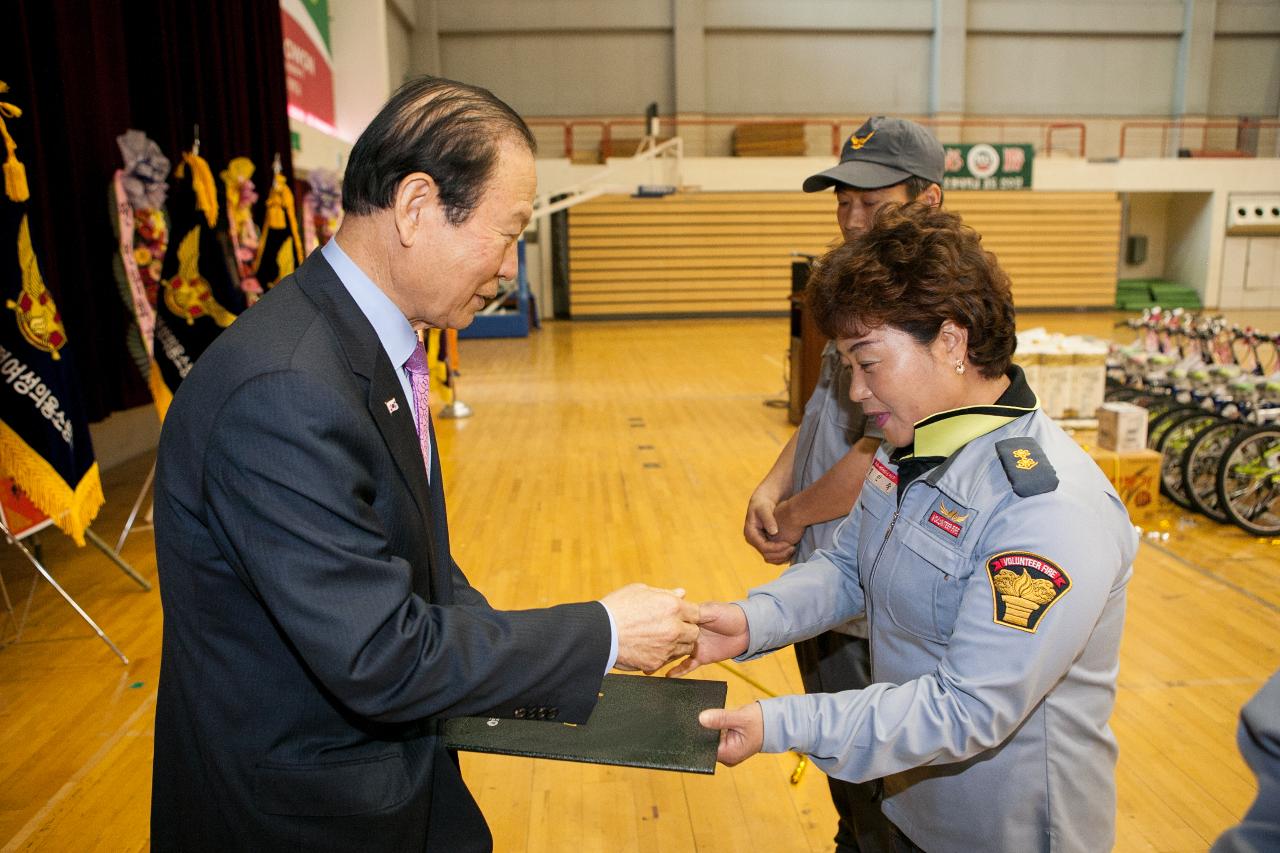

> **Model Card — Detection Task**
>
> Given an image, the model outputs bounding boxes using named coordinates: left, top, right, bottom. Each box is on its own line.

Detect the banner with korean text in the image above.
left=0, top=81, right=103, bottom=545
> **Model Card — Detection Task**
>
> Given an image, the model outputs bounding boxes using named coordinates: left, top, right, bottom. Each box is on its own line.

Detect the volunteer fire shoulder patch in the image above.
left=985, top=550, right=1071, bottom=633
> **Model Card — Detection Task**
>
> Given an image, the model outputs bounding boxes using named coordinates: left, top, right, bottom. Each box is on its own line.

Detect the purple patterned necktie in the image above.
left=403, top=341, right=432, bottom=480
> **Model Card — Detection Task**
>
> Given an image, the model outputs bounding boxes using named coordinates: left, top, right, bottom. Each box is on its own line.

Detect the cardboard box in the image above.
left=1038, top=352, right=1073, bottom=419
left=1113, top=449, right=1162, bottom=526
left=1086, top=445, right=1118, bottom=481
left=1085, top=445, right=1161, bottom=526
left=1071, top=352, right=1107, bottom=419
left=1096, top=402, right=1149, bottom=452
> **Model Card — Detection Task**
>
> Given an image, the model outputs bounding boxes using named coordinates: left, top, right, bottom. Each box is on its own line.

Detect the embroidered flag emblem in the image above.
left=867, top=458, right=898, bottom=495
left=385, top=398, right=399, bottom=414
left=985, top=551, right=1071, bottom=633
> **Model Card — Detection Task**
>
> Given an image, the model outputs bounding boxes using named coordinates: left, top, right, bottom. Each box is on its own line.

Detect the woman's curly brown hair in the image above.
left=807, top=203, right=1016, bottom=379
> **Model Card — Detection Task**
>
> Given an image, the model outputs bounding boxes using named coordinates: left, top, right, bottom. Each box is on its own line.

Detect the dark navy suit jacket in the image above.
left=151, top=250, right=610, bottom=851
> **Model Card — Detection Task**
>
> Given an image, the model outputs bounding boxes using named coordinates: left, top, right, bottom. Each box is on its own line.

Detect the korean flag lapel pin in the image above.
left=385, top=398, right=400, bottom=414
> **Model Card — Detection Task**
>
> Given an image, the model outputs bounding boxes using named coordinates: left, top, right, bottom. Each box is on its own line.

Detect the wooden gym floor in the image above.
left=2, top=312, right=1278, bottom=852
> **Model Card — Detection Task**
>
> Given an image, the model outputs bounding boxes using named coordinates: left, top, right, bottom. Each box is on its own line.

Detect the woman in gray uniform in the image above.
left=673, top=205, right=1137, bottom=853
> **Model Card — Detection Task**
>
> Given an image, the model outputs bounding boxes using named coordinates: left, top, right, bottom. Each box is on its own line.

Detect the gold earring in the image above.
left=954, top=360, right=965, bottom=375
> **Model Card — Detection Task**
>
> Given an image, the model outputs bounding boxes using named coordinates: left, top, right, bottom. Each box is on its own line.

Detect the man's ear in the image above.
left=393, top=171, right=438, bottom=247
left=921, top=182, right=943, bottom=207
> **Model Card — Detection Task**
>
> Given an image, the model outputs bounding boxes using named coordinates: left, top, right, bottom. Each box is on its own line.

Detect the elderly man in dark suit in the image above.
left=150, top=76, right=699, bottom=852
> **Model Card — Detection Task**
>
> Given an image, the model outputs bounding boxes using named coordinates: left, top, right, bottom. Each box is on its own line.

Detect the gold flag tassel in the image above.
left=0, top=81, right=30, bottom=203
left=176, top=149, right=219, bottom=228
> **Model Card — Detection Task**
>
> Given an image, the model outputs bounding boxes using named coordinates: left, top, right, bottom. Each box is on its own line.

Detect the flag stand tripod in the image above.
left=1, top=514, right=150, bottom=665
left=114, top=462, right=155, bottom=552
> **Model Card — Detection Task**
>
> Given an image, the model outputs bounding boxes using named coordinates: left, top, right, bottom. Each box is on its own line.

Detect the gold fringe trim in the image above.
left=148, top=357, right=172, bottom=422
left=0, top=420, right=104, bottom=546
left=0, top=82, right=30, bottom=203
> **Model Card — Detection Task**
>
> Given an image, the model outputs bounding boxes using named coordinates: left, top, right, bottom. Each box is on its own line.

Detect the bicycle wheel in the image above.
left=1107, top=386, right=1143, bottom=402
left=1158, top=412, right=1223, bottom=508
left=1148, top=405, right=1201, bottom=450
left=1182, top=420, right=1248, bottom=522
left=1216, top=426, right=1280, bottom=536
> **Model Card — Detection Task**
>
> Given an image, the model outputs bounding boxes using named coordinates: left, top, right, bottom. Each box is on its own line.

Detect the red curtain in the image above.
left=3, top=0, right=294, bottom=419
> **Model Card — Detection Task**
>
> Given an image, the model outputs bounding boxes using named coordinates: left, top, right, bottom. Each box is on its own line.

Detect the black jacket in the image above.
left=151, top=250, right=610, bottom=851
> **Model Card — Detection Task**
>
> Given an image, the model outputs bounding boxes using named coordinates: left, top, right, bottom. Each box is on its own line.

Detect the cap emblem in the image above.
left=848, top=129, right=876, bottom=150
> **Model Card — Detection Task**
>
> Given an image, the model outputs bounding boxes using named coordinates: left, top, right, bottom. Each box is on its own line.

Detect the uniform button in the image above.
left=514, top=708, right=526, bottom=719
left=548, top=708, right=558, bottom=720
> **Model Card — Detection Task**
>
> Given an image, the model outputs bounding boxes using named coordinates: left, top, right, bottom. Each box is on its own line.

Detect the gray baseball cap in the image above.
left=803, top=116, right=945, bottom=193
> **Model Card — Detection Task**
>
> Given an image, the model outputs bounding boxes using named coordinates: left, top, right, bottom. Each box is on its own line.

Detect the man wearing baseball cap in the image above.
left=742, top=116, right=944, bottom=853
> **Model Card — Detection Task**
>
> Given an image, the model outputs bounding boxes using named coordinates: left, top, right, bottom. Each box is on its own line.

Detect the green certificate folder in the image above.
left=443, top=674, right=728, bottom=774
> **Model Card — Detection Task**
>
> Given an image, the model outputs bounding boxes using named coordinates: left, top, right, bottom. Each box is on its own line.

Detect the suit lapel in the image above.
left=292, top=252, right=443, bottom=602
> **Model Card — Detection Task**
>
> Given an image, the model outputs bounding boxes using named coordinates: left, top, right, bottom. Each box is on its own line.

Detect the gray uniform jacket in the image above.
left=739, top=407, right=1137, bottom=853
left=1211, top=668, right=1280, bottom=853
left=793, top=341, right=875, bottom=562
left=791, top=342, right=879, bottom=638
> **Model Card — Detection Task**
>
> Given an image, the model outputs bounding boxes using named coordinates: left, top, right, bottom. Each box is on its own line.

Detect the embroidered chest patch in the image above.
left=867, top=458, right=898, bottom=495
left=985, top=551, right=1071, bottom=633
left=923, top=497, right=975, bottom=541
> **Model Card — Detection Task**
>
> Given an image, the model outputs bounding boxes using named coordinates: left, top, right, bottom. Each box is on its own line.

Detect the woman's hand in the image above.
left=665, top=602, right=750, bottom=677
left=698, top=702, right=764, bottom=766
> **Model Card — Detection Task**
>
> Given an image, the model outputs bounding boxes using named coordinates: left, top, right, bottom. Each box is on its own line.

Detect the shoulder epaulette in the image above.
left=994, top=437, right=1058, bottom=497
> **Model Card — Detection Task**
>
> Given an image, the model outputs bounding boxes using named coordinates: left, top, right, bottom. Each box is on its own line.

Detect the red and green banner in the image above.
left=943, top=144, right=1034, bottom=191
left=281, top=0, right=335, bottom=132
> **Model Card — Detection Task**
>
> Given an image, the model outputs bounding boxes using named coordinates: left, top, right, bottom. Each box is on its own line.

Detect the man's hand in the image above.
left=699, top=702, right=764, bottom=766
left=744, top=491, right=799, bottom=565
left=665, top=602, right=750, bottom=677
left=601, top=584, right=700, bottom=673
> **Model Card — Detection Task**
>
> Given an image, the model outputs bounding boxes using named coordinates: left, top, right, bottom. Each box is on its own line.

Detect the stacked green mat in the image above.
left=1116, top=278, right=1202, bottom=311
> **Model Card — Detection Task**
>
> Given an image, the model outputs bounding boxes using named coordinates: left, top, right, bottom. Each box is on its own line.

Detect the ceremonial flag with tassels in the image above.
left=0, top=81, right=104, bottom=545
left=151, top=148, right=239, bottom=419
left=251, top=169, right=303, bottom=289
left=221, top=156, right=262, bottom=302
left=301, top=167, right=342, bottom=255
left=426, top=327, right=458, bottom=407
left=110, top=130, right=171, bottom=419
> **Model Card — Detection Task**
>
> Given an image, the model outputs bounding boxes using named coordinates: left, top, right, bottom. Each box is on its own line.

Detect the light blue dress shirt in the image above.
left=319, top=238, right=618, bottom=671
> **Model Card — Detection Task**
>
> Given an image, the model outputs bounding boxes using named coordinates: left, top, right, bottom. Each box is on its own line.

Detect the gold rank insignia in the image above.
left=1012, top=448, right=1038, bottom=470
left=849, top=129, right=876, bottom=150
left=985, top=551, right=1071, bottom=633
left=926, top=497, right=975, bottom=539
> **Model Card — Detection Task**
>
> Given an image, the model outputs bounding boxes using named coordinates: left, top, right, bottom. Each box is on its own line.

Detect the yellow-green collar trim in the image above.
left=908, top=406, right=1036, bottom=458
left=896, top=366, right=1040, bottom=460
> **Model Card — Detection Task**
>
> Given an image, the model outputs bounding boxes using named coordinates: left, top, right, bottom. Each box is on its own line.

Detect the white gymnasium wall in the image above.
left=439, top=31, right=675, bottom=116
left=1209, top=36, right=1280, bottom=116
left=703, top=31, right=933, bottom=115
left=966, top=35, right=1183, bottom=116
left=308, top=0, right=1280, bottom=139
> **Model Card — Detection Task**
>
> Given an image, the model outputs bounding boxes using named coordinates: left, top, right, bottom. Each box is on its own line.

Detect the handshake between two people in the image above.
left=598, top=585, right=766, bottom=767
